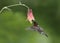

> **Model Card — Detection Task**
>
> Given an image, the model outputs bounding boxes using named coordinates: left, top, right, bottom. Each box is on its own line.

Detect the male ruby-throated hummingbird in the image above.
left=27, top=9, right=48, bottom=37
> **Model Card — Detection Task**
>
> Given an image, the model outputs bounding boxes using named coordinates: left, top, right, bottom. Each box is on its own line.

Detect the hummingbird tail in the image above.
left=40, top=32, right=48, bottom=37
left=44, top=33, right=48, bottom=37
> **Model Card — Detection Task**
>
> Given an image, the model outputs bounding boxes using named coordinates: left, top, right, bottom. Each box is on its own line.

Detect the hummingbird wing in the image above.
left=26, top=26, right=48, bottom=37
left=26, top=26, right=36, bottom=31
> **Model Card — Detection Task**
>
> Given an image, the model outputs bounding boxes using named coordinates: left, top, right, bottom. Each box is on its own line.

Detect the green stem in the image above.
left=0, top=2, right=29, bottom=14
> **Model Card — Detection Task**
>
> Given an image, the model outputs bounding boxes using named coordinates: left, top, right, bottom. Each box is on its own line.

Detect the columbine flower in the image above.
left=27, top=9, right=35, bottom=23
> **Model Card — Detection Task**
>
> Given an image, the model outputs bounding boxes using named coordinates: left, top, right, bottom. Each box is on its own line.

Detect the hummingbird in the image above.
left=26, top=8, right=48, bottom=37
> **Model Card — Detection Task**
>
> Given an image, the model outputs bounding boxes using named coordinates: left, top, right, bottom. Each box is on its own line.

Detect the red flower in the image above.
left=27, top=9, right=35, bottom=23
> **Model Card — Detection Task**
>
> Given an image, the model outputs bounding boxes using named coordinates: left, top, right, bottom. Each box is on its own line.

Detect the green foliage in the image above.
left=0, top=0, right=60, bottom=43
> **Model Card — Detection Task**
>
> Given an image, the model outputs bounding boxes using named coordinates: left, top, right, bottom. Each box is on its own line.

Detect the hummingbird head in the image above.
left=32, top=20, right=38, bottom=27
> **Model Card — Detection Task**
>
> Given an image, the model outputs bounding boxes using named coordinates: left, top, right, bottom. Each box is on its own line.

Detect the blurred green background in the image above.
left=0, top=0, right=60, bottom=43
